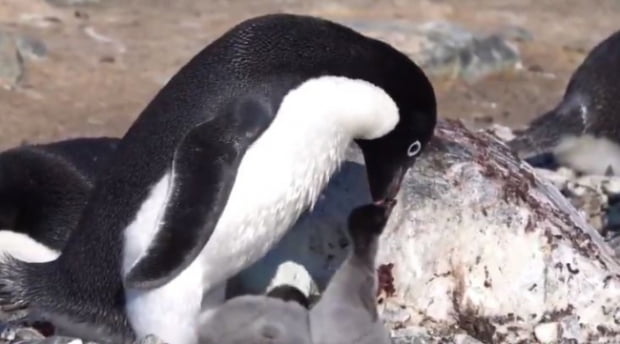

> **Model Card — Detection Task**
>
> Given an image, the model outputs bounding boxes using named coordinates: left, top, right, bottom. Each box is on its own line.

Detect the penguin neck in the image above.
left=351, top=238, right=379, bottom=269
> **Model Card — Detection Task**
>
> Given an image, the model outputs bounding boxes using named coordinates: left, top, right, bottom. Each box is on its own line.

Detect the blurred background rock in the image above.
left=0, top=0, right=619, bottom=150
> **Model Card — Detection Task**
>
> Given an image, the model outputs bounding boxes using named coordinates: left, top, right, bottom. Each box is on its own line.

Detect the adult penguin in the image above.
left=0, top=137, right=119, bottom=262
left=509, top=29, right=620, bottom=175
left=0, top=13, right=437, bottom=344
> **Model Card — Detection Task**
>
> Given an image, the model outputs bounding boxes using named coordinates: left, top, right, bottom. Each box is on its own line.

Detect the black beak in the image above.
left=375, top=198, right=397, bottom=216
left=363, top=152, right=411, bottom=202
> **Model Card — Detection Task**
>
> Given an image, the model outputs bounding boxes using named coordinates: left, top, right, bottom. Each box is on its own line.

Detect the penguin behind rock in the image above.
left=509, top=29, right=620, bottom=175
left=0, top=13, right=437, bottom=344
left=309, top=201, right=395, bottom=344
left=0, top=137, right=119, bottom=262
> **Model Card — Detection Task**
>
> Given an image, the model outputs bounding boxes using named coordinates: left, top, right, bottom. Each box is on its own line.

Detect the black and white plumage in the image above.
left=309, top=201, right=395, bottom=344
left=0, top=13, right=437, bottom=344
left=509, top=29, right=620, bottom=175
left=0, top=137, right=119, bottom=262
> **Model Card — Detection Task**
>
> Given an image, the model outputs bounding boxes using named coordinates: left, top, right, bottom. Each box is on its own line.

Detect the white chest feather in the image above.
left=198, top=110, right=349, bottom=286
left=122, top=75, right=399, bottom=344
left=553, top=134, right=620, bottom=175
left=0, top=230, right=60, bottom=263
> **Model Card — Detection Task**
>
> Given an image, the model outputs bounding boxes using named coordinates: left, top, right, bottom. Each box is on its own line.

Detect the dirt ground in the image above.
left=0, top=0, right=619, bottom=150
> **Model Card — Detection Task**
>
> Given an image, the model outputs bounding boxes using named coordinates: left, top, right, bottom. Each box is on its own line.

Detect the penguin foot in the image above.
left=0, top=322, right=46, bottom=342
left=0, top=255, right=30, bottom=322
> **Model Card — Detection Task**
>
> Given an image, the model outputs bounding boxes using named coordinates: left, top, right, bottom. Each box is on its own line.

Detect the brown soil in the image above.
left=0, top=0, right=619, bottom=149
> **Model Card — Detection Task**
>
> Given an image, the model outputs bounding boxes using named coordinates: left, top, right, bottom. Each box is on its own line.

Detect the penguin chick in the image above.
left=309, top=200, right=395, bottom=344
left=198, top=292, right=312, bottom=344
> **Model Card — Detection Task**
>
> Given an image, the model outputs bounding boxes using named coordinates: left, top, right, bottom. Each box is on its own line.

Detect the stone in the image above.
left=133, top=335, right=166, bottom=344
left=0, top=325, right=45, bottom=343
left=454, top=334, right=485, bottom=344
left=447, top=33, right=520, bottom=82
left=486, top=123, right=516, bottom=142
left=534, top=322, right=559, bottom=343
left=238, top=119, right=620, bottom=342
left=37, top=337, right=82, bottom=344
left=602, top=178, right=620, bottom=195
left=15, top=35, right=47, bottom=60
left=532, top=168, right=572, bottom=191
left=389, top=332, right=484, bottom=344
left=339, top=19, right=521, bottom=82
left=46, top=0, right=101, bottom=6
left=497, top=25, right=534, bottom=42
left=0, top=30, right=23, bottom=89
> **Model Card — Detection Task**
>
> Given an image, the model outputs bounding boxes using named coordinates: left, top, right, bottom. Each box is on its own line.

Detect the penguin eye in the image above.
left=407, top=140, right=422, bottom=157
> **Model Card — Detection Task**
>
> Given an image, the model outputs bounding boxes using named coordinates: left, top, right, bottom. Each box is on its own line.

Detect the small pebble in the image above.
left=534, top=322, right=559, bottom=343
left=534, top=168, right=570, bottom=190
left=487, top=123, right=515, bottom=142
left=46, top=0, right=101, bottom=6
left=454, top=333, right=485, bottom=344
left=15, top=35, right=47, bottom=60
left=133, top=334, right=167, bottom=344
left=602, top=178, right=620, bottom=195
left=0, top=30, right=23, bottom=88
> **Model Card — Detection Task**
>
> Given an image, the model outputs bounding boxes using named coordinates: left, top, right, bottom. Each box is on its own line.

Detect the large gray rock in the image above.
left=339, top=20, right=522, bottom=83
left=237, top=119, right=620, bottom=343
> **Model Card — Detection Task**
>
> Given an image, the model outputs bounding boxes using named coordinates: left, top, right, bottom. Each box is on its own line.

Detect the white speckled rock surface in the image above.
left=236, top=119, right=620, bottom=343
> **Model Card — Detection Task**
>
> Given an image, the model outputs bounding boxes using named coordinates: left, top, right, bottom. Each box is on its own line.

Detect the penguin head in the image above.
left=229, top=13, right=438, bottom=203
left=356, top=118, right=434, bottom=203
left=343, top=37, right=437, bottom=204
left=347, top=200, right=395, bottom=251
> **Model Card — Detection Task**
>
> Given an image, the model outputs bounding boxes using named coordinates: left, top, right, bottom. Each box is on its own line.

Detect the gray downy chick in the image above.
left=309, top=201, right=395, bottom=344
left=198, top=284, right=312, bottom=344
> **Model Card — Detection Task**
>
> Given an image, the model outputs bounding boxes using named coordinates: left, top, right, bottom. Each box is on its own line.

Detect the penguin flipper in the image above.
left=124, top=98, right=272, bottom=290
left=0, top=137, right=120, bottom=250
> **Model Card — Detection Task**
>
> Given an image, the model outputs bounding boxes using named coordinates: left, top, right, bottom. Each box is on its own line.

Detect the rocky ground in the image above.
left=2, top=0, right=620, bottom=343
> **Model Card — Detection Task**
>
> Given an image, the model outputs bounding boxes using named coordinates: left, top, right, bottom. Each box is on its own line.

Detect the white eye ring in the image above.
left=407, top=141, right=422, bottom=157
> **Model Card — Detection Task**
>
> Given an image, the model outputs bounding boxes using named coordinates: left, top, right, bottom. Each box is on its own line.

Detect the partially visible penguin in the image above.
left=309, top=201, right=395, bottom=344
left=509, top=29, right=620, bottom=175
left=199, top=284, right=311, bottom=344
left=0, top=13, right=437, bottom=344
left=0, top=137, right=119, bottom=262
